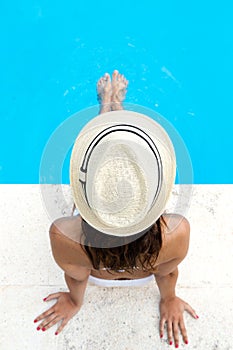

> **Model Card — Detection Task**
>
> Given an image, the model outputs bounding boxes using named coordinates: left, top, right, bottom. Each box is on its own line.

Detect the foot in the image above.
left=97, top=73, right=112, bottom=114
left=111, top=70, right=128, bottom=110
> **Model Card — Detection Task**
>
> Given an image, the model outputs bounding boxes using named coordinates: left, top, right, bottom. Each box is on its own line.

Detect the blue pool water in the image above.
left=1, top=1, right=233, bottom=183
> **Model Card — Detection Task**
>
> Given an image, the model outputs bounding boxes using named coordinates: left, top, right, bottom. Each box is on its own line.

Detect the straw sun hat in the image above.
left=70, top=110, right=176, bottom=237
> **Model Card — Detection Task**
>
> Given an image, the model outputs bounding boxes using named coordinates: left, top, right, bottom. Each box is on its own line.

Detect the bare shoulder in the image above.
left=49, top=215, right=91, bottom=268
left=158, top=214, right=190, bottom=263
left=162, top=213, right=190, bottom=238
left=50, top=216, right=82, bottom=241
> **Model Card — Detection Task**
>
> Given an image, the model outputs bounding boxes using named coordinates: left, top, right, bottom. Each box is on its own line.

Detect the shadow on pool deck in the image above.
left=0, top=185, right=232, bottom=350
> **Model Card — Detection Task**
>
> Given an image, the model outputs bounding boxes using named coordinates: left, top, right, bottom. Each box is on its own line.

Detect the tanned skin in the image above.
left=34, top=71, right=198, bottom=347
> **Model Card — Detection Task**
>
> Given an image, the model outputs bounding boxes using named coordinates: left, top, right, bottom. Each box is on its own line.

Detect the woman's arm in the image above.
left=34, top=221, right=91, bottom=335
left=154, top=216, right=190, bottom=300
left=64, top=271, right=90, bottom=306
left=153, top=217, right=198, bottom=347
left=155, top=264, right=178, bottom=300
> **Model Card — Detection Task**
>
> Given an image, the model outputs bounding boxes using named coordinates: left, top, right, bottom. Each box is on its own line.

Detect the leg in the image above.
left=111, top=70, right=128, bottom=111
left=72, top=73, right=112, bottom=215
left=97, top=73, right=112, bottom=114
left=72, top=70, right=129, bottom=214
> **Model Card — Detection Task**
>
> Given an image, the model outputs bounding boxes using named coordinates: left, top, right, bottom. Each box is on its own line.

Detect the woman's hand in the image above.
left=159, top=296, right=198, bottom=347
left=34, top=292, right=82, bottom=335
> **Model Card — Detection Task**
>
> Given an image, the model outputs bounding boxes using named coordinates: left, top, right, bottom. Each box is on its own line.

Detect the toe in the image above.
left=98, top=77, right=104, bottom=84
left=105, top=73, right=111, bottom=81
left=112, top=70, right=119, bottom=81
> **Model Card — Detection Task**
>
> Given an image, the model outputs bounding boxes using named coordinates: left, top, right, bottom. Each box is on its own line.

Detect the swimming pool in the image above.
left=1, top=1, right=232, bottom=183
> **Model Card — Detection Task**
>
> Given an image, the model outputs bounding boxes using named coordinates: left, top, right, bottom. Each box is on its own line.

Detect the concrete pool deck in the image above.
left=0, top=185, right=233, bottom=349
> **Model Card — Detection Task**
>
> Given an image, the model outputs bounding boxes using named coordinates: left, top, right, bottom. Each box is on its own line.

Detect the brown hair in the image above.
left=80, top=216, right=166, bottom=274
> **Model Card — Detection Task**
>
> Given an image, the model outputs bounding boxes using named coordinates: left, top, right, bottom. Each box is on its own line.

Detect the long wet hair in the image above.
left=80, top=216, right=166, bottom=274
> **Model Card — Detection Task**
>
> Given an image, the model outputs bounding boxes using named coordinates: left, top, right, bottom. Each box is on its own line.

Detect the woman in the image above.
left=34, top=70, right=198, bottom=348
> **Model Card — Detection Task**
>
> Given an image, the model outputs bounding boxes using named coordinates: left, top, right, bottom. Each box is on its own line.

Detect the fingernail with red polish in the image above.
left=175, top=344, right=179, bottom=349
left=34, top=319, right=38, bottom=323
left=185, top=340, right=189, bottom=344
left=36, top=326, right=40, bottom=331
left=43, top=297, right=47, bottom=301
left=42, top=327, right=46, bottom=332
left=196, top=315, right=199, bottom=319
left=55, top=332, right=58, bottom=335
left=169, top=341, right=173, bottom=345
left=160, top=333, right=163, bottom=338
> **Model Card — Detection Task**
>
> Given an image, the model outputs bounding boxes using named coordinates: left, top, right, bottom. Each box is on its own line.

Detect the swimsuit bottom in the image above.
left=88, top=274, right=154, bottom=287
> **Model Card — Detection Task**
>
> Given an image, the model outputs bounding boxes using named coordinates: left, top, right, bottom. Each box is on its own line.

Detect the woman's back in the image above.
left=49, top=213, right=189, bottom=280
